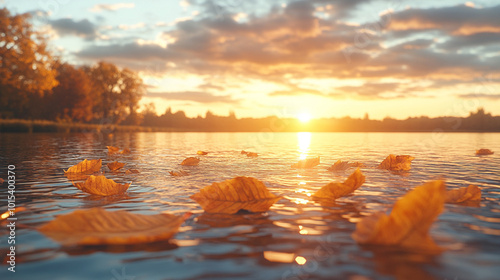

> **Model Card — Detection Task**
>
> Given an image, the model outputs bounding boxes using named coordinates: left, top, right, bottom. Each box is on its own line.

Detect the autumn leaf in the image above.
left=246, top=152, right=258, bottom=157
left=73, top=175, right=130, bottom=196
left=377, top=154, right=414, bottom=171
left=476, top=149, right=494, bottom=155
left=38, top=208, right=191, bottom=245
left=181, top=157, right=200, bottom=166
left=352, top=180, right=446, bottom=251
left=125, top=169, right=140, bottom=174
left=197, top=151, right=208, bottom=155
left=292, top=156, right=320, bottom=168
left=107, top=146, right=120, bottom=154
left=313, top=168, right=365, bottom=200
left=327, top=160, right=350, bottom=171
left=445, top=185, right=481, bottom=203
left=64, top=159, right=102, bottom=174
left=65, top=173, right=91, bottom=182
left=241, top=150, right=248, bottom=154
left=108, top=161, right=125, bottom=171
left=120, top=148, right=131, bottom=154
left=169, top=170, right=189, bottom=177
left=190, top=176, right=282, bottom=214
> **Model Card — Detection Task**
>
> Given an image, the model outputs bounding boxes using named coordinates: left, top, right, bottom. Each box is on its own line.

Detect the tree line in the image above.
left=0, top=8, right=144, bottom=125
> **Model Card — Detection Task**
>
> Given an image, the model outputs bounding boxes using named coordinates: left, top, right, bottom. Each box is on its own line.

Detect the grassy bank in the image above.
left=0, top=119, right=189, bottom=133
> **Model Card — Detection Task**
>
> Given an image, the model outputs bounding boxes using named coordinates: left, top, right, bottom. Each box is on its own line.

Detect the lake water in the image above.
left=1, top=132, right=499, bottom=280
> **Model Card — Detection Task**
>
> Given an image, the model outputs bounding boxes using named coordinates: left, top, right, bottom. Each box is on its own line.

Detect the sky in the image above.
left=3, top=0, right=500, bottom=120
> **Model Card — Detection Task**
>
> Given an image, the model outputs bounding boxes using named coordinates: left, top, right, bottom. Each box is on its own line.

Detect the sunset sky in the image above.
left=3, top=0, right=500, bottom=120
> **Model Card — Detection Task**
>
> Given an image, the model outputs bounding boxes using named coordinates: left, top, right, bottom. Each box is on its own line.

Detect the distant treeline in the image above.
left=140, top=107, right=500, bottom=132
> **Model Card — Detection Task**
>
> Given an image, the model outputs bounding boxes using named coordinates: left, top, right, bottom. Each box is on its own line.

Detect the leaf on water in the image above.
left=476, top=149, right=494, bottom=155
left=106, top=146, right=120, bottom=154
left=181, top=157, right=200, bottom=166
left=0, top=178, right=4, bottom=184
left=352, top=180, right=446, bottom=251
left=241, top=150, right=248, bottom=154
left=313, top=168, right=365, bottom=200
left=65, top=173, right=91, bottom=181
left=327, top=160, right=350, bottom=171
left=38, top=208, right=191, bottom=245
left=73, top=175, right=130, bottom=196
left=64, top=159, right=102, bottom=174
left=108, top=161, right=125, bottom=171
left=169, top=170, right=189, bottom=177
left=125, top=169, right=140, bottom=174
left=377, top=154, right=414, bottom=171
left=292, top=156, right=320, bottom=169
left=190, top=176, right=282, bottom=214
left=445, top=185, right=481, bottom=203
left=197, top=151, right=208, bottom=155
left=120, top=148, right=131, bottom=154
left=246, top=152, right=258, bottom=157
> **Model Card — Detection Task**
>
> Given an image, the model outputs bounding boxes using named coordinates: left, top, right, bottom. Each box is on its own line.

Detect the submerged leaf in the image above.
left=181, top=157, right=200, bottom=166
left=377, top=154, right=414, bottom=171
left=197, top=151, right=208, bottom=155
left=352, top=180, right=446, bottom=251
left=64, top=159, right=102, bottom=174
left=125, top=169, right=140, bottom=174
left=190, top=176, right=282, bottom=214
left=445, top=185, right=481, bottom=203
left=476, top=149, right=494, bottom=155
left=169, top=170, right=189, bottom=177
left=313, top=168, right=365, bottom=200
left=108, top=161, right=126, bottom=171
left=73, top=175, right=130, bottom=196
left=38, top=208, right=190, bottom=245
left=292, top=156, right=320, bottom=169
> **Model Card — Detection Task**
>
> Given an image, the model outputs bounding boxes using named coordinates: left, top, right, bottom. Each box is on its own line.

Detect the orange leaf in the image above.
left=476, top=149, right=494, bottom=155
left=292, top=156, right=320, bottom=168
left=169, top=170, right=189, bottom=177
left=0, top=178, right=4, bottom=184
left=38, top=208, right=190, bottom=245
left=246, top=152, right=258, bottom=157
left=313, top=168, right=365, bottom=199
left=445, top=185, right=481, bottom=203
left=241, top=150, right=248, bottom=154
left=120, top=148, right=131, bottom=154
left=107, top=161, right=125, bottom=171
left=64, top=159, right=102, bottom=174
left=106, top=146, right=120, bottom=154
left=73, top=175, right=130, bottom=196
left=327, top=160, right=350, bottom=171
left=377, top=154, right=414, bottom=171
left=197, top=151, right=208, bottom=155
left=181, top=157, right=200, bottom=166
left=125, top=169, right=140, bottom=174
left=190, top=176, right=282, bottom=214
left=352, top=180, right=446, bottom=251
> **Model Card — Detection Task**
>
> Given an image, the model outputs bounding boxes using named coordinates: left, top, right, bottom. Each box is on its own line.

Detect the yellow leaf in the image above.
left=445, top=185, right=481, bottom=203
left=313, top=168, right=365, bottom=200
left=38, top=208, right=190, bottom=245
left=125, top=169, right=140, bottom=174
left=292, top=156, right=320, bottom=169
left=190, top=176, right=282, bottom=214
left=73, top=175, right=130, bottom=196
left=476, top=149, right=494, bottom=155
left=169, top=170, right=189, bottom=177
left=197, top=151, right=208, bottom=155
left=352, top=180, right=446, bottom=251
left=181, top=157, right=200, bottom=166
left=106, top=146, right=120, bottom=154
left=107, top=161, right=125, bottom=171
left=64, top=159, right=102, bottom=174
left=377, top=154, right=414, bottom=171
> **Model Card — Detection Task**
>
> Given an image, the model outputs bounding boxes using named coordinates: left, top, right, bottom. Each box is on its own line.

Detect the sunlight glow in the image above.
left=297, top=132, right=311, bottom=160
left=297, top=112, right=312, bottom=123
left=295, top=256, right=307, bottom=265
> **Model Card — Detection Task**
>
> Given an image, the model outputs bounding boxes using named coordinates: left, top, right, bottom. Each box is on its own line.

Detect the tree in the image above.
left=0, top=8, right=58, bottom=118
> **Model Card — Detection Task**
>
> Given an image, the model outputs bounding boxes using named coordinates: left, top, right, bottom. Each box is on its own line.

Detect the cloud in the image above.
left=146, top=91, right=239, bottom=103
left=48, top=18, right=97, bottom=39
left=90, top=3, right=135, bottom=13
left=459, top=93, right=500, bottom=100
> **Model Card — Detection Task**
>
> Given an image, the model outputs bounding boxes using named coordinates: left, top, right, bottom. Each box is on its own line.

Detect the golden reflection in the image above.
left=297, top=132, right=311, bottom=160
left=295, top=256, right=307, bottom=265
left=298, top=225, right=308, bottom=235
left=263, top=251, right=295, bottom=263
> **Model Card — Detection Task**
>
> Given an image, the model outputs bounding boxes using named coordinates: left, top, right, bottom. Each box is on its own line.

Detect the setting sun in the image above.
left=297, top=113, right=312, bottom=123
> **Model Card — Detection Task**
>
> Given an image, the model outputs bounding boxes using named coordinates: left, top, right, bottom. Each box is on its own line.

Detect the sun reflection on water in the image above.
left=297, top=132, right=311, bottom=160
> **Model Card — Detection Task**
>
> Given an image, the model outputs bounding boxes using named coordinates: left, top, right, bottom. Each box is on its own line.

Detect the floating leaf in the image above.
left=246, top=152, right=258, bottom=157
left=241, top=150, right=248, bottom=154
left=292, top=156, right=320, bottom=168
left=352, top=180, right=446, bottom=251
left=445, top=185, right=481, bottom=203
left=327, top=160, right=350, bottom=171
left=313, top=168, right=365, bottom=200
left=120, top=148, right=131, bottom=154
left=108, top=161, right=125, bottom=171
left=169, top=170, right=189, bottom=177
left=125, top=169, right=140, bottom=174
left=0, top=178, right=4, bottom=184
left=73, top=175, right=130, bottom=196
left=197, top=151, right=208, bottom=155
left=181, top=157, right=200, bottom=166
left=106, top=146, right=120, bottom=154
left=64, top=159, right=102, bottom=174
left=38, top=208, right=190, bottom=245
left=65, top=173, right=91, bottom=181
left=476, top=149, right=494, bottom=155
left=190, top=176, right=282, bottom=214
left=377, top=154, right=414, bottom=171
